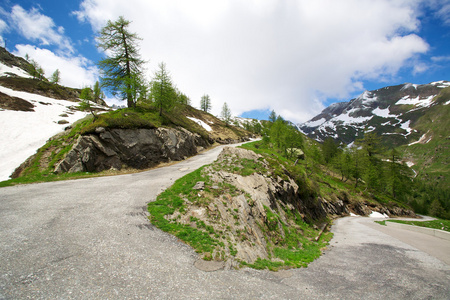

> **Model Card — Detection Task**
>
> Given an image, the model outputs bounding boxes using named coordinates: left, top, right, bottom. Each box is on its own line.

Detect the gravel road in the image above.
left=1, top=144, right=449, bottom=299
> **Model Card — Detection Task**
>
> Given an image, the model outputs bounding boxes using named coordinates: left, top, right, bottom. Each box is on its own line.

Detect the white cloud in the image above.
left=74, top=0, right=429, bottom=123
left=433, top=0, right=450, bottom=25
left=431, top=55, right=450, bottom=62
left=10, top=5, right=73, bottom=54
left=13, top=44, right=98, bottom=89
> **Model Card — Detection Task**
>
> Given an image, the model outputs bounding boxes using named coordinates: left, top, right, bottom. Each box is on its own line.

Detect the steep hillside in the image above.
left=398, top=87, right=450, bottom=188
left=0, top=46, right=33, bottom=75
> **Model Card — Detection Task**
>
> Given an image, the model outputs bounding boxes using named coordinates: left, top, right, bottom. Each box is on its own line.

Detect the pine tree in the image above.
left=322, top=137, right=340, bottom=164
left=78, top=87, right=97, bottom=120
left=221, top=102, right=232, bottom=125
left=200, top=94, right=211, bottom=112
left=269, top=110, right=277, bottom=123
left=50, top=69, right=60, bottom=84
left=93, top=81, right=104, bottom=103
left=151, top=62, right=176, bottom=116
left=97, top=16, right=145, bottom=108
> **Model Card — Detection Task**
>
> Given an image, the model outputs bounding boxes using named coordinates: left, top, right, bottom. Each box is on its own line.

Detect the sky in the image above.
left=0, top=0, right=449, bottom=123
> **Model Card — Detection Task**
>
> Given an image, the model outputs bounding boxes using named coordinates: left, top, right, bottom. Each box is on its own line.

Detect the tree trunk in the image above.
left=121, top=25, right=133, bottom=108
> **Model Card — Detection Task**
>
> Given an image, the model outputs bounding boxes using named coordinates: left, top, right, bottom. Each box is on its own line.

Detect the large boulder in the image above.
left=55, top=127, right=209, bottom=173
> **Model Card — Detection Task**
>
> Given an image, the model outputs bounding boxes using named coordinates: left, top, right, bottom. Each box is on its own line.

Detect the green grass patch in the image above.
left=386, top=219, right=450, bottom=232
left=147, top=166, right=220, bottom=254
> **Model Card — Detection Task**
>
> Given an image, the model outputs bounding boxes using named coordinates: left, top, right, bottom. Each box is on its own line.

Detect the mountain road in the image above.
left=0, top=143, right=449, bottom=299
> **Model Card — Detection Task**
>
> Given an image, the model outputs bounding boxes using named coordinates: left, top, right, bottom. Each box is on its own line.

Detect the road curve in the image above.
left=1, top=144, right=449, bottom=299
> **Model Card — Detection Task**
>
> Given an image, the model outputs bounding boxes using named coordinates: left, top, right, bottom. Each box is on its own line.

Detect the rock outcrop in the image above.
left=55, top=127, right=209, bottom=173
left=164, top=147, right=329, bottom=266
left=160, top=146, right=416, bottom=267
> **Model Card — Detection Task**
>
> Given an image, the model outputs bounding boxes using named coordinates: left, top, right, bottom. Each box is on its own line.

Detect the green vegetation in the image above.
left=386, top=219, right=450, bottom=232
left=147, top=167, right=221, bottom=254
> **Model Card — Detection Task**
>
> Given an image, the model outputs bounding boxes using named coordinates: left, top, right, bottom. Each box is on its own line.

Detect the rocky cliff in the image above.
left=54, top=126, right=210, bottom=174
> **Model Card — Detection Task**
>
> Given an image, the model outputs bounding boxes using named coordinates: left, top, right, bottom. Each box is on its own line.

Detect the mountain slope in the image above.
left=299, top=81, right=450, bottom=147
left=299, top=81, right=450, bottom=188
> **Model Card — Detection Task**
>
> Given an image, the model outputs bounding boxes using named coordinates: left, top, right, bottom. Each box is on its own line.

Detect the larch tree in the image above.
left=151, top=62, right=176, bottom=116
left=50, top=69, right=60, bottom=84
left=200, top=94, right=211, bottom=112
left=78, top=87, right=97, bottom=120
left=97, top=16, right=145, bottom=108
left=93, top=81, right=104, bottom=103
left=221, top=102, right=232, bottom=125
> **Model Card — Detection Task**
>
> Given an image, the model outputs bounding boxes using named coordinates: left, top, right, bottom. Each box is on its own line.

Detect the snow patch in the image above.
left=395, top=95, right=435, bottom=108
left=305, top=117, right=326, bottom=128
left=401, top=83, right=419, bottom=90
left=356, top=91, right=378, bottom=104
left=369, top=211, right=388, bottom=218
left=0, top=85, right=88, bottom=181
left=187, top=117, right=212, bottom=132
left=372, top=107, right=393, bottom=118
left=405, top=161, right=414, bottom=167
left=408, top=131, right=432, bottom=146
left=0, top=62, right=32, bottom=78
left=400, top=120, right=412, bottom=135
left=430, top=80, right=450, bottom=88
left=350, top=212, right=359, bottom=217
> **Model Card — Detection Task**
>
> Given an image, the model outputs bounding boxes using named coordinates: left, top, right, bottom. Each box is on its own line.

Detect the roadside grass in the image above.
left=147, top=166, right=220, bottom=255
left=385, top=219, right=450, bottom=232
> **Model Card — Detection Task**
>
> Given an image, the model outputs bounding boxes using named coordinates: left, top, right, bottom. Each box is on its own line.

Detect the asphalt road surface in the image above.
left=1, top=144, right=449, bottom=299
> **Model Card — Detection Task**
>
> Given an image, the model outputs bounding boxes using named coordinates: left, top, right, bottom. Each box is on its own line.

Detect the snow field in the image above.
left=0, top=85, right=88, bottom=181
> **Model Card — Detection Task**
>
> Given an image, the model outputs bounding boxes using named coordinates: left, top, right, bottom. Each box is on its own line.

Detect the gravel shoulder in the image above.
left=0, top=145, right=449, bottom=299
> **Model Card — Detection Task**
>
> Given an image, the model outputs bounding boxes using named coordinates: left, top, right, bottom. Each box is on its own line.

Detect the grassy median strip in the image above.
left=376, top=219, right=450, bottom=232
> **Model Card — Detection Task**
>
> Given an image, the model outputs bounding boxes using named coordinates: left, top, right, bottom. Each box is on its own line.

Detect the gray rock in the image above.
left=54, top=127, right=210, bottom=174
left=193, top=181, right=205, bottom=190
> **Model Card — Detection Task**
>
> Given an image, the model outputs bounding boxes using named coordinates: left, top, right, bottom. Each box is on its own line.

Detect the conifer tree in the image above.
left=78, top=87, right=97, bottom=120
left=151, top=62, right=176, bottom=116
left=50, top=69, right=60, bottom=84
left=221, top=102, right=232, bottom=125
left=200, top=94, right=211, bottom=112
left=97, top=16, right=145, bottom=108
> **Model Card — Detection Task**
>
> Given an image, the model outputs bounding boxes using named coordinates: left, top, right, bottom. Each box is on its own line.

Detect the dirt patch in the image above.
left=0, top=91, right=34, bottom=111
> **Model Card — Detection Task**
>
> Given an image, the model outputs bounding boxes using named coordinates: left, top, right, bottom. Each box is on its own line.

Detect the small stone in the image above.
left=193, top=181, right=205, bottom=190
left=95, top=127, right=106, bottom=133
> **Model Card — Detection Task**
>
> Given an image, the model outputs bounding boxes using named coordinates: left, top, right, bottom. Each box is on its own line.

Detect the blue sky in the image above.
left=0, top=0, right=449, bottom=123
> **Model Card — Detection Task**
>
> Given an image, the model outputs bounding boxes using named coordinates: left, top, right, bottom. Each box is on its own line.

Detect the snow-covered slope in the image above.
left=0, top=85, right=89, bottom=181
left=0, top=61, right=33, bottom=78
left=299, top=81, right=450, bottom=146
